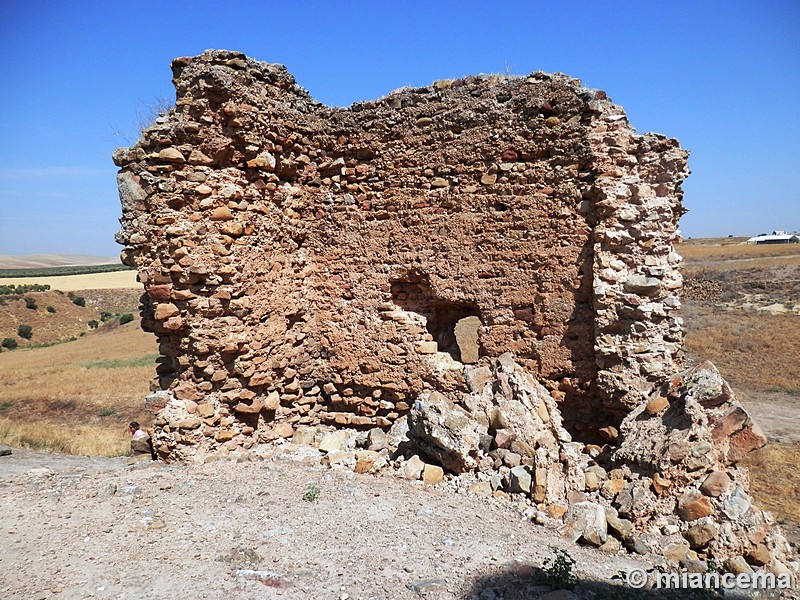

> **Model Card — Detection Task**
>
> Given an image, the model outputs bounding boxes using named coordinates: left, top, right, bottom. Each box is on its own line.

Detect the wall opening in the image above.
left=391, top=277, right=481, bottom=363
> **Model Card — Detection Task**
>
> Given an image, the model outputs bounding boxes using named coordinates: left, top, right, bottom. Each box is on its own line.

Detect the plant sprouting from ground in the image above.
left=302, top=484, right=321, bottom=503
left=538, top=546, right=577, bottom=590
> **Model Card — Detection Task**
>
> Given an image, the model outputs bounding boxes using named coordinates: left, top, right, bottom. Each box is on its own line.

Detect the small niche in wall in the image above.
left=390, top=275, right=481, bottom=363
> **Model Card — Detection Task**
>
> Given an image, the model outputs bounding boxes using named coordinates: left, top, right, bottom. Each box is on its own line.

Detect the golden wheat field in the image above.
left=0, top=321, right=157, bottom=456
left=0, top=270, right=139, bottom=292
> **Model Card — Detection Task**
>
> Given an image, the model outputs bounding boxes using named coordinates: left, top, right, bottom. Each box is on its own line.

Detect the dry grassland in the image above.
left=680, top=241, right=800, bottom=275
left=680, top=240, right=800, bottom=532
left=1, top=290, right=103, bottom=346
left=0, top=270, right=139, bottom=292
left=680, top=242, right=800, bottom=262
left=741, top=443, right=800, bottom=529
left=0, top=321, right=157, bottom=456
left=683, top=306, right=800, bottom=393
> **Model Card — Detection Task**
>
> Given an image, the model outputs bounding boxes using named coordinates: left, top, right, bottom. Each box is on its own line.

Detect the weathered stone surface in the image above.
left=318, top=430, right=351, bottom=453
left=684, top=523, right=718, bottom=548
left=676, top=491, right=714, bottom=522
left=422, top=464, right=444, bottom=485
left=509, top=465, right=532, bottom=495
left=118, top=50, right=688, bottom=462
left=453, top=316, right=480, bottom=364
left=157, top=147, right=185, bottom=163
left=645, top=396, right=669, bottom=415
left=407, top=393, right=482, bottom=473
left=402, top=455, right=425, bottom=480
left=154, top=303, right=180, bottom=320
left=700, top=470, right=731, bottom=497
left=604, top=508, right=633, bottom=540
left=562, top=501, right=607, bottom=547
left=725, top=556, right=754, bottom=575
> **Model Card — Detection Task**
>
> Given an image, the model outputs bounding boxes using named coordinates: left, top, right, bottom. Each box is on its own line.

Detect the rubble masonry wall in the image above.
left=114, top=50, right=689, bottom=456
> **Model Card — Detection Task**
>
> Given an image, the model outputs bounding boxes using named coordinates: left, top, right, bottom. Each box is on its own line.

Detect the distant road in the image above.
left=1, top=270, right=139, bottom=291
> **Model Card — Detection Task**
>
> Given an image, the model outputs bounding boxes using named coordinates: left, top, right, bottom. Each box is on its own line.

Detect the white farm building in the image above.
left=746, top=231, right=800, bottom=245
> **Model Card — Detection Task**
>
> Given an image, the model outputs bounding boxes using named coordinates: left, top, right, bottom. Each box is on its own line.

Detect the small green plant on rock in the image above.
left=538, top=546, right=577, bottom=590
left=46, top=306, right=56, bottom=313
left=71, top=296, right=86, bottom=307
left=17, top=325, right=32, bottom=340
left=119, top=313, right=134, bottom=325
left=24, top=297, right=37, bottom=310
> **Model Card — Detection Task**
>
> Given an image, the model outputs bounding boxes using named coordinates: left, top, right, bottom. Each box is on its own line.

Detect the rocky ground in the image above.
left=4, top=442, right=776, bottom=600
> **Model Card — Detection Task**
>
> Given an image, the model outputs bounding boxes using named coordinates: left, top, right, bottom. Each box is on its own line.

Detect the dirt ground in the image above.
left=0, top=444, right=668, bottom=600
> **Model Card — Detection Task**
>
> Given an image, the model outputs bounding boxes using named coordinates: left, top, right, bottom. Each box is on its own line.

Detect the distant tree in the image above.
left=119, top=313, right=134, bottom=325
left=1, top=338, right=17, bottom=350
left=88, top=320, right=99, bottom=329
left=71, top=296, right=86, bottom=307
left=24, top=297, right=37, bottom=310
left=17, top=325, right=32, bottom=340
left=46, top=306, right=56, bottom=313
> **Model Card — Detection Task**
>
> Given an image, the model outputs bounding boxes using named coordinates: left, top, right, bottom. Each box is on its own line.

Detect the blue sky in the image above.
left=0, top=0, right=798, bottom=256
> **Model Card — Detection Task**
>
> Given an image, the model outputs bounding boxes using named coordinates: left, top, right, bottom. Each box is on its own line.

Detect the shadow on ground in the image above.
left=463, top=561, right=785, bottom=599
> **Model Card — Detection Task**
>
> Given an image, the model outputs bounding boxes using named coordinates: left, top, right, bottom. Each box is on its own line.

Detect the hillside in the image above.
left=0, top=288, right=142, bottom=347
left=0, top=318, right=157, bottom=455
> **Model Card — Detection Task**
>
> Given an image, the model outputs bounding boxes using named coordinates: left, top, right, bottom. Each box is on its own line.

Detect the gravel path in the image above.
left=0, top=445, right=655, bottom=600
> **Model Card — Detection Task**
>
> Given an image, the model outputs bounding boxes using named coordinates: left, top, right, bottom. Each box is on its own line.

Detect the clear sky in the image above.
left=1, top=0, right=798, bottom=256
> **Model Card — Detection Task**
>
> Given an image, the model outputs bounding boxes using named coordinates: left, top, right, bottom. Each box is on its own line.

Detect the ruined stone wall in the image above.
left=114, top=50, right=688, bottom=456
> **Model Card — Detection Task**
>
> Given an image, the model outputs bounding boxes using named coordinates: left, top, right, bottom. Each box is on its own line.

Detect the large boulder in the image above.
left=407, top=391, right=483, bottom=473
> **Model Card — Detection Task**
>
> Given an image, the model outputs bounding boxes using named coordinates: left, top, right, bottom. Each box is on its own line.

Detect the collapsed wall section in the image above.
left=114, top=50, right=688, bottom=457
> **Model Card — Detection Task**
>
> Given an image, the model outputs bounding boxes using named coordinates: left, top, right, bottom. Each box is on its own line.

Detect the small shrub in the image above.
left=46, top=306, right=56, bottom=313
left=17, top=325, right=32, bottom=340
left=71, top=296, right=86, bottom=307
left=98, top=408, right=117, bottom=417
left=100, top=311, right=113, bottom=322
left=538, top=547, right=576, bottom=590
left=119, top=313, right=134, bottom=325
left=302, top=484, right=321, bottom=502
left=24, top=297, right=37, bottom=310
left=1, top=338, right=18, bottom=350
left=88, top=320, right=99, bottom=329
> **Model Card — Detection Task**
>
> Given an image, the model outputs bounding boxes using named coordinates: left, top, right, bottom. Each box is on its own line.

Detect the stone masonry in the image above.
left=115, top=51, right=794, bottom=569
left=115, top=50, right=687, bottom=448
